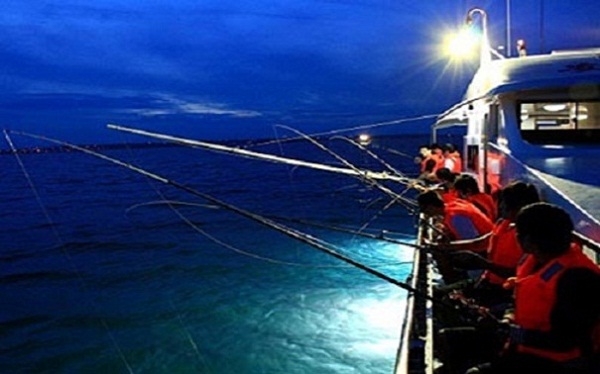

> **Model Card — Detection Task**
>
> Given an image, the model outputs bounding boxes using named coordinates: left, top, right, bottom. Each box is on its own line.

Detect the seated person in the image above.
left=454, top=174, right=497, bottom=222
left=464, top=203, right=600, bottom=373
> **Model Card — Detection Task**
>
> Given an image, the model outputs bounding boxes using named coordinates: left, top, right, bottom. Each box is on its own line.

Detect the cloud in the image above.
left=122, top=95, right=262, bottom=118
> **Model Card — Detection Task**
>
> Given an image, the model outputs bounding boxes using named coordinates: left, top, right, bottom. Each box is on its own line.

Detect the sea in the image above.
left=0, top=133, right=458, bottom=374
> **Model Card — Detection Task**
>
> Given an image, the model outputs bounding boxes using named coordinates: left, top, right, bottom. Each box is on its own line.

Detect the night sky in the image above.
left=1, top=0, right=599, bottom=144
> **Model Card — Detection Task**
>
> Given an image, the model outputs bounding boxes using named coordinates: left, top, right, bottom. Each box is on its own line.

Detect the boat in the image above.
left=395, top=8, right=600, bottom=374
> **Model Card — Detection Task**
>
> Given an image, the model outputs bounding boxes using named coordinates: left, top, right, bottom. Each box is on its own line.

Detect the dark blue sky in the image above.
left=1, top=1, right=599, bottom=144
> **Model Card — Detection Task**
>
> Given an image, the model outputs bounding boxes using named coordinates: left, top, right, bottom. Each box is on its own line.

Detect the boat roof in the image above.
left=465, top=48, right=600, bottom=101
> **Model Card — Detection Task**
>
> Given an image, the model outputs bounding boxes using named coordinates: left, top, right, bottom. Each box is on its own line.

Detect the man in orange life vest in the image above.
left=416, top=144, right=444, bottom=178
left=468, top=203, right=600, bottom=373
left=443, top=143, right=462, bottom=174
left=453, top=174, right=497, bottom=222
left=417, top=190, right=493, bottom=283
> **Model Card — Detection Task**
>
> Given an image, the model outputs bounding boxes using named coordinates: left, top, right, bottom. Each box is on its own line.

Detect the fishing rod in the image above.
left=107, top=124, right=413, bottom=185
left=264, top=214, right=442, bottom=253
left=8, top=129, right=441, bottom=302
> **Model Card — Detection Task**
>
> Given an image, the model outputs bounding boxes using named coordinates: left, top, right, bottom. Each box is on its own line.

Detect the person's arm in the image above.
left=441, top=232, right=492, bottom=252
left=446, top=249, right=515, bottom=275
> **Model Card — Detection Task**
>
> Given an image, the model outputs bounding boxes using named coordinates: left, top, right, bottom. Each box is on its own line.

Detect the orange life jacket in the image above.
left=481, top=219, right=522, bottom=285
left=443, top=199, right=493, bottom=240
left=467, top=192, right=497, bottom=222
left=451, top=151, right=462, bottom=173
left=431, top=153, right=445, bottom=171
left=444, top=151, right=462, bottom=173
left=440, top=188, right=459, bottom=204
left=511, top=247, right=600, bottom=362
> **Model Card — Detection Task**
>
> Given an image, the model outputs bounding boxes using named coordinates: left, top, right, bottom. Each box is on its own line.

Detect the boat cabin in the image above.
left=433, top=48, right=600, bottom=247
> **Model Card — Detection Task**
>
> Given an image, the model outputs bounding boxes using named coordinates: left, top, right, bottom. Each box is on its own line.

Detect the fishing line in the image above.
left=2, top=130, right=135, bottom=374
left=245, top=113, right=441, bottom=148
left=125, top=199, right=412, bottom=268
left=167, top=297, right=214, bottom=372
left=330, top=135, right=408, bottom=179
left=275, top=124, right=418, bottom=214
left=369, top=144, right=416, bottom=160
left=268, top=214, right=437, bottom=253
left=112, top=131, right=406, bottom=268
left=113, top=141, right=333, bottom=267
left=115, top=136, right=216, bottom=369
left=9, top=130, right=431, bottom=299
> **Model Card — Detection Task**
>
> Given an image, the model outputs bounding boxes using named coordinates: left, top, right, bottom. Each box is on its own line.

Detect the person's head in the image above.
left=431, top=143, right=443, bottom=156
left=516, top=202, right=573, bottom=257
left=499, top=181, right=540, bottom=219
left=417, top=190, right=445, bottom=217
left=443, top=143, right=456, bottom=155
left=435, top=168, right=456, bottom=184
left=454, top=174, right=480, bottom=197
left=419, top=145, right=432, bottom=158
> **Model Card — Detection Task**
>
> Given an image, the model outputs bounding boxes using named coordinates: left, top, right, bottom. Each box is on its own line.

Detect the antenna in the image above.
left=540, top=0, right=545, bottom=53
left=506, top=0, right=511, bottom=57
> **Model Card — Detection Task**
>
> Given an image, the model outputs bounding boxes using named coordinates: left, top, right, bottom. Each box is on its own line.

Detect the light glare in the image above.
left=445, top=28, right=478, bottom=59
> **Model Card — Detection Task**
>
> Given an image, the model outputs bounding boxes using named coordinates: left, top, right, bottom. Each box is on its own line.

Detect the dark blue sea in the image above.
left=1, top=133, right=448, bottom=373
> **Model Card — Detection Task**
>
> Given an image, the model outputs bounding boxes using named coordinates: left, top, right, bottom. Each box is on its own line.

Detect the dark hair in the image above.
left=417, top=190, right=444, bottom=209
left=435, top=168, right=456, bottom=183
left=516, top=202, right=573, bottom=254
left=500, top=181, right=540, bottom=212
left=443, top=143, right=456, bottom=153
left=454, top=174, right=480, bottom=194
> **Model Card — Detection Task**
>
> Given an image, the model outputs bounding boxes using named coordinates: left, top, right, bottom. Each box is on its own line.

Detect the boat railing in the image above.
left=394, top=215, right=435, bottom=374
left=573, top=231, right=600, bottom=264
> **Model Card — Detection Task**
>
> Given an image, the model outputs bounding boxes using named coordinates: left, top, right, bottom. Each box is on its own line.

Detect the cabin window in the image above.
left=519, top=101, right=600, bottom=144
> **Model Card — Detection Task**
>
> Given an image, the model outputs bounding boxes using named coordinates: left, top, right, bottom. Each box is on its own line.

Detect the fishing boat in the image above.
left=395, top=8, right=600, bottom=374
left=4, top=7, right=599, bottom=374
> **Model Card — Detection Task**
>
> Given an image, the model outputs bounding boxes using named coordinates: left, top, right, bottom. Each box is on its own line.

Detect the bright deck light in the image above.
left=444, top=28, right=478, bottom=59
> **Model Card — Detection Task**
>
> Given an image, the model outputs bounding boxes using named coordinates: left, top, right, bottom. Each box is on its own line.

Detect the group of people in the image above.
left=415, top=143, right=463, bottom=184
left=412, top=144, right=600, bottom=373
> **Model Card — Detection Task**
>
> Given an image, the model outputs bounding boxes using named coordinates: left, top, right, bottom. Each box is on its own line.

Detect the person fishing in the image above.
left=432, top=181, right=540, bottom=327
left=417, top=189, right=493, bottom=284
left=453, top=174, right=497, bottom=222
left=462, top=203, right=600, bottom=374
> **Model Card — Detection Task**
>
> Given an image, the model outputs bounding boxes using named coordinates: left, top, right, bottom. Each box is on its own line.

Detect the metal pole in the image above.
left=506, top=0, right=511, bottom=57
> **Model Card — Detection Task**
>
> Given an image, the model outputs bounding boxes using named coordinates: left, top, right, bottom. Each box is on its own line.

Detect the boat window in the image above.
left=519, top=101, right=600, bottom=144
